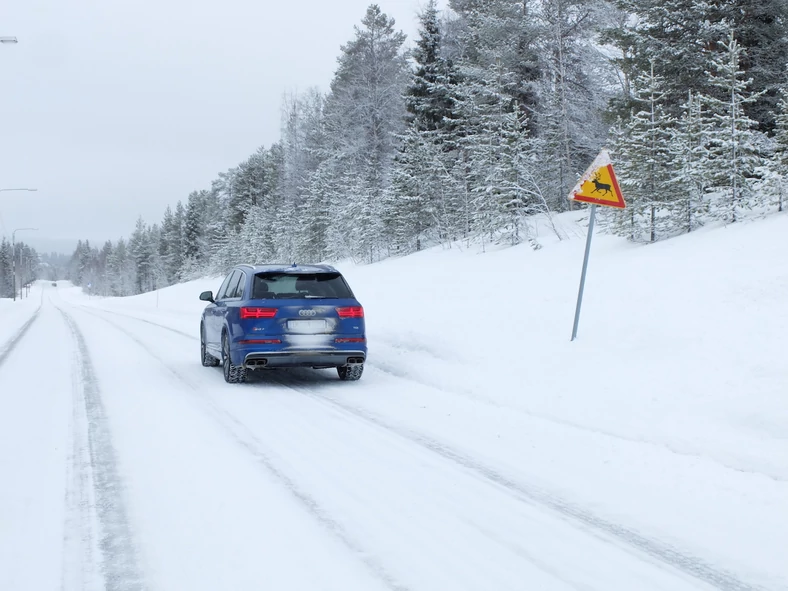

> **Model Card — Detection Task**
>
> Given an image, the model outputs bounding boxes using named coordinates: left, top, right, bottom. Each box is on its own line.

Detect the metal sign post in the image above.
left=571, top=204, right=596, bottom=341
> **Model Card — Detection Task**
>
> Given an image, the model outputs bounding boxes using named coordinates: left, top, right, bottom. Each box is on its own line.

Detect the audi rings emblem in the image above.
left=299, top=309, right=317, bottom=317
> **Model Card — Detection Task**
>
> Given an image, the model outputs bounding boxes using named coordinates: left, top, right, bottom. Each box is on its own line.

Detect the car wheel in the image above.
left=201, top=325, right=220, bottom=367
left=222, top=333, right=247, bottom=384
left=337, top=363, right=364, bottom=381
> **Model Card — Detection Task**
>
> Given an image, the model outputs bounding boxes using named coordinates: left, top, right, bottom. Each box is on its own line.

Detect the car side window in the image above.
left=228, top=271, right=246, bottom=299
left=216, top=272, right=235, bottom=301
left=235, top=271, right=246, bottom=299
left=217, top=270, right=239, bottom=300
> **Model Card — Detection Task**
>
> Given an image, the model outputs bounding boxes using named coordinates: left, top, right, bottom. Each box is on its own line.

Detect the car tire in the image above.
left=222, top=332, right=247, bottom=384
left=201, top=325, right=220, bottom=367
left=337, top=364, right=363, bottom=381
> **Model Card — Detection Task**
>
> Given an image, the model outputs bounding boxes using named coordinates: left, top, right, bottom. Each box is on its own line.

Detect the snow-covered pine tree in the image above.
left=449, top=0, right=542, bottom=124
left=322, top=4, right=410, bottom=262
left=182, top=190, right=207, bottom=276
left=280, top=91, right=340, bottom=262
left=158, top=206, right=181, bottom=285
left=406, top=0, right=459, bottom=135
left=609, top=63, right=675, bottom=242
left=715, top=0, right=788, bottom=132
left=97, top=240, right=113, bottom=296
left=605, top=0, right=788, bottom=132
left=106, top=238, right=136, bottom=296
left=460, top=57, right=524, bottom=246
left=167, top=201, right=185, bottom=281
left=386, top=129, right=439, bottom=252
left=495, top=106, right=542, bottom=245
left=536, top=0, right=612, bottom=211
left=277, top=89, right=329, bottom=263
left=770, top=89, right=788, bottom=213
left=0, top=239, right=13, bottom=298
left=670, top=90, right=710, bottom=233
left=147, top=224, right=167, bottom=291
left=129, top=217, right=154, bottom=294
left=278, top=93, right=307, bottom=260
left=296, top=160, right=333, bottom=262
left=700, top=33, right=766, bottom=223
left=387, top=0, right=461, bottom=253
left=105, top=241, right=121, bottom=296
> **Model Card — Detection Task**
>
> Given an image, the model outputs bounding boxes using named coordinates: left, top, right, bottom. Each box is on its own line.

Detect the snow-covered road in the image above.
left=1, top=279, right=783, bottom=591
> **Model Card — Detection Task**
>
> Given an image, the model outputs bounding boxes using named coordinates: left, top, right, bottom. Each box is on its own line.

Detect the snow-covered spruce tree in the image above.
left=769, top=89, right=788, bottom=213
left=535, top=0, right=612, bottom=212
left=0, top=239, right=13, bottom=298
left=670, top=90, right=710, bottom=233
left=715, top=0, right=788, bottom=132
left=322, top=4, right=410, bottom=262
left=495, top=107, right=543, bottom=245
left=159, top=205, right=185, bottom=286
left=105, top=241, right=121, bottom=296
left=455, top=56, right=541, bottom=247
left=295, top=162, right=333, bottom=262
left=129, top=217, right=155, bottom=294
left=699, top=33, right=766, bottom=224
left=609, top=63, right=675, bottom=242
left=110, top=238, right=137, bottom=297
left=603, top=0, right=788, bottom=132
left=171, top=201, right=185, bottom=280
left=277, top=93, right=307, bottom=260
left=182, top=189, right=209, bottom=276
left=386, top=129, right=444, bottom=252
left=405, top=0, right=460, bottom=136
left=96, top=241, right=113, bottom=296
left=279, top=89, right=332, bottom=263
left=448, top=0, right=542, bottom=125
left=386, top=0, right=461, bottom=253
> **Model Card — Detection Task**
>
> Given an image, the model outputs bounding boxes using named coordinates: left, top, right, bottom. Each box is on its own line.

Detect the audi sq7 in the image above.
left=199, top=264, right=366, bottom=383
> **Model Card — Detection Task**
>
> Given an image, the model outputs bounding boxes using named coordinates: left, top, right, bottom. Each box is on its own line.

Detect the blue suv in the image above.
left=199, top=264, right=366, bottom=383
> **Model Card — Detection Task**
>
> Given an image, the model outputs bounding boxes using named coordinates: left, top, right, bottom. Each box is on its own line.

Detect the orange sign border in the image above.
left=571, top=164, right=626, bottom=209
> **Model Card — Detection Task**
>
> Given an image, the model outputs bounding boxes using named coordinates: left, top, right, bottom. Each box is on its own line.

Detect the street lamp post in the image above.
left=12, top=228, right=37, bottom=301
left=0, top=36, right=19, bottom=45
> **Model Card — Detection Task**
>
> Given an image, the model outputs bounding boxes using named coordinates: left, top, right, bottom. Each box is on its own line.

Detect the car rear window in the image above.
left=251, top=273, right=353, bottom=299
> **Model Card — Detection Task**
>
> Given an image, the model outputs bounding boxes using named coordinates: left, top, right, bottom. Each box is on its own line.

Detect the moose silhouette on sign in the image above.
left=590, top=171, right=612, bottom=196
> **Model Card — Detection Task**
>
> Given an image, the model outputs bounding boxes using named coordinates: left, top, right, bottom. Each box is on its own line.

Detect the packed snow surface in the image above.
left=1, top=212, right=786, bottom=590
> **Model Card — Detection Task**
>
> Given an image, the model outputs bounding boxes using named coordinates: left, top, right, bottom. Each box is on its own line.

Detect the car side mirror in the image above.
left=199, top=290, right=214, bottom=302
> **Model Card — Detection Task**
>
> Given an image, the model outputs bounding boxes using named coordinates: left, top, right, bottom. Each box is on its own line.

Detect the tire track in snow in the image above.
left=70, top=305, right=411, bottom=591
left=75, top=305, right=194, bottom=339
left=0, top=304, right=41, bottom=371
left=282, top=376, right=763, bottom=591
left=61, top=334, right=102, bottom=591
left=77, top=305, right=765, bottom=591
left=57, top=306, right=147, bottom=591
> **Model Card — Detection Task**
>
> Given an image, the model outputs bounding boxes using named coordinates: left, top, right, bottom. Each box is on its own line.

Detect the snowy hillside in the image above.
left=2, top=212, right=786, bottom=590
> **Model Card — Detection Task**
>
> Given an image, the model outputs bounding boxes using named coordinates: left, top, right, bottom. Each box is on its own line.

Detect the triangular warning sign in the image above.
left=568, top=149, right=626, bottom=209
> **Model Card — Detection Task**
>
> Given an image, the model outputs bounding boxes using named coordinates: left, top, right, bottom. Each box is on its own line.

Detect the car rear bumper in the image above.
left=243, top=350, right=366, bottom=369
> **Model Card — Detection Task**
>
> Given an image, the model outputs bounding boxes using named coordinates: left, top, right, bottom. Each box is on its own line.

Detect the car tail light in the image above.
left=241, top=307, right=277, bottom=319
left=335, top=338, right=366, bottom=343
left=239, top=339, right=281, bottom=344
left=337, top=306, right=364, bottom=318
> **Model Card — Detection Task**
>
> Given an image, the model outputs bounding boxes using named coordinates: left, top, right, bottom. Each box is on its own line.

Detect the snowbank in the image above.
left=0, top=283, right=44, bottom=348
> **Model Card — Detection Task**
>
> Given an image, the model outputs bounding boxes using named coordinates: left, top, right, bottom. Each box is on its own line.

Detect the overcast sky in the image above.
left=0, top=0, right=437, bottom=253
